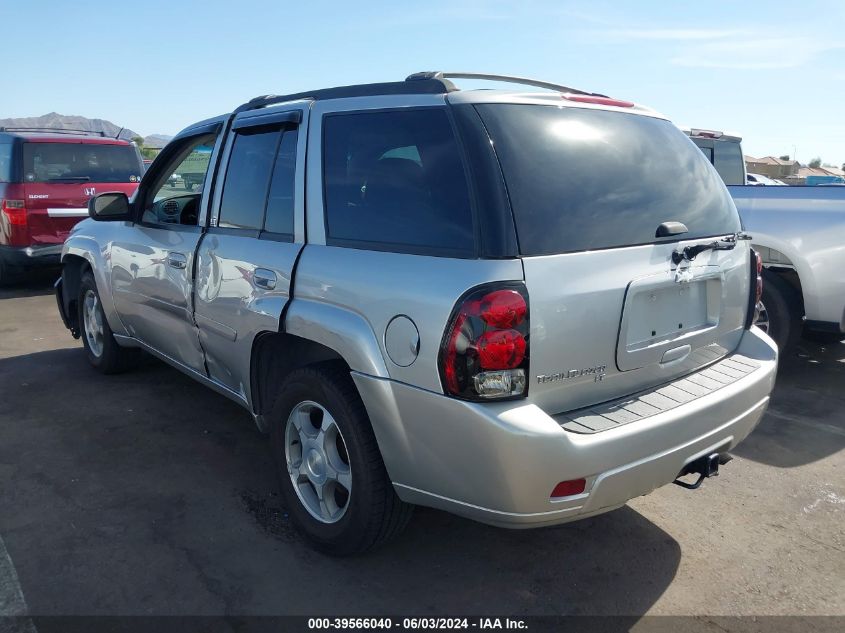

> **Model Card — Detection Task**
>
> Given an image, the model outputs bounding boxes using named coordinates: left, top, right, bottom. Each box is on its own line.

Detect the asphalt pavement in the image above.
left=0, top=273, right=842, bottom=620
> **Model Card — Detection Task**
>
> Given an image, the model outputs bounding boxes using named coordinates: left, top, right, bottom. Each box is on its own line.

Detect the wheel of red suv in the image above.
left=78, top=271, right=139, bottom=374
left=269, top=364, right=413, bottom=555
left=756, top=270, right=801, bottom=352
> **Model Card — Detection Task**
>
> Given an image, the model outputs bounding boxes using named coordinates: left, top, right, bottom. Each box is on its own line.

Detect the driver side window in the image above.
left=141, top=133, right=217, bottom=226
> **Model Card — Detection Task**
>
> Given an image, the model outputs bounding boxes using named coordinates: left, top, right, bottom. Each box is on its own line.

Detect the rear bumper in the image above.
left=354, top=327, right=778, bottom=528
left=0, top=244, right=62, bottom=267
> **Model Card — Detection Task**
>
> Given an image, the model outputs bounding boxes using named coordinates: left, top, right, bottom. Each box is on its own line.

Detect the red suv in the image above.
left=0, top=129, right=143, bottom=283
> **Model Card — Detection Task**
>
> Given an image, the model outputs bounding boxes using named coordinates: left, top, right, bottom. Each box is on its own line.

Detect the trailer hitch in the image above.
left=673, top=452, right=732, bottom=490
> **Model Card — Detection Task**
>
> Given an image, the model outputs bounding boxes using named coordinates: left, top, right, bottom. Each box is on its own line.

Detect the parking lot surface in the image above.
left=0, top=275, right=843, bottom=618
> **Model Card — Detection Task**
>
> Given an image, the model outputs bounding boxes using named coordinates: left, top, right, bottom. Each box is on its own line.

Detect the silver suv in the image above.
left=55, top=72, right=778, bottom=554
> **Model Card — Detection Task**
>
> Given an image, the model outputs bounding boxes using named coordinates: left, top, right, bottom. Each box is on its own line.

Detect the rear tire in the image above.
left=757, top=270, right=801, bottom=351
left=78, top=271, right=139, bottom=374
left=269, top=364, right=413, bottom=555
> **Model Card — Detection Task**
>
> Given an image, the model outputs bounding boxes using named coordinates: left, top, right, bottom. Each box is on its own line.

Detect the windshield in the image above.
left=475, top=104, right=741, bottom=256
left=22, top=142, right=141, bottom=183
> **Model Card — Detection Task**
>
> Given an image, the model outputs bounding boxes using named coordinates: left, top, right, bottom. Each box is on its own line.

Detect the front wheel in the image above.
left=269, top=365, right=413, bottom=555
left=78, top=271, right=139, bottom=373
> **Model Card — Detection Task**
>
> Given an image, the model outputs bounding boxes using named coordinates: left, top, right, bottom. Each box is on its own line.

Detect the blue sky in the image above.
left=3, top=0, right=844, bottom=165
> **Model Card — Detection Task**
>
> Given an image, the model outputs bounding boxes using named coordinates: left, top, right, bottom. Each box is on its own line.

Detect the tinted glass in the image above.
left=713, top=140, right=745, bottom=186
left=323, top=109, right=474, bottom=255
left=0, top=144, right=11, bottom=182
left=22, top=142, right=141, bottom=183
left=263, top=128, right=298, bottom=235
left=476, top=105, right=740, bottom=255
left=219, top=129, right=281, bottom=230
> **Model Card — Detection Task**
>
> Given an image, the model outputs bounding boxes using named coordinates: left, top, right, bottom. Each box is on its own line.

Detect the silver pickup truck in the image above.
left=688, top=129, right=845, bottom=350
left=55, top=73, right=777, bottom=554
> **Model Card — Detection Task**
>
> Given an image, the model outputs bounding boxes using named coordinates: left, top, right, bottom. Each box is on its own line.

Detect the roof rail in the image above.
left=405, top=71, right=607, bottom=97
left=0, top=126, right=108, bottom=137
left=235, top=78, right=456, bottom=114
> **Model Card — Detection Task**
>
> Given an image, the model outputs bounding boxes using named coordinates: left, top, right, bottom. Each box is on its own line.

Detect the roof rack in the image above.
left=235, top=71, right=607, bottom=115
left=406, top=71, right=607, bottom=97
left=0, top=126, right=107, bottom=137
left=235, top=78, right=455, bottom=114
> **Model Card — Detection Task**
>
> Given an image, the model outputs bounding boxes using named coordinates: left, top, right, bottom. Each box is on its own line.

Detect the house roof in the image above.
left=798, top=166, right=834, bottom=178
left=756, top=156, right=800, bottom=166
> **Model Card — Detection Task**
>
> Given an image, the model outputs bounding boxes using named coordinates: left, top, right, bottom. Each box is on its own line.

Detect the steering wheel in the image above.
left=180, top=197, right=199, bottom=225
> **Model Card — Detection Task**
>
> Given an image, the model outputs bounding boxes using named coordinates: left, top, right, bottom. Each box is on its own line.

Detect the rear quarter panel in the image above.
left=729, top=185, right=845, bottom=327
left=289, top=246, right=524, bottom=391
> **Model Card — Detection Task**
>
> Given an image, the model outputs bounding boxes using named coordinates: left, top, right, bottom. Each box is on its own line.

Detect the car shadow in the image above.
left=0, top=270, right=58, bottom=300
left=0, top=347, right=680, bottom=617
left=733, top=338, right=845, bottom=468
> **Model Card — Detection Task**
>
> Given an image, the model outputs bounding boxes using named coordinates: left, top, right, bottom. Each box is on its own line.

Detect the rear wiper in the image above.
left=47, top=176, right=91, bottom=182
left=672, top=232, right=752, bottom=265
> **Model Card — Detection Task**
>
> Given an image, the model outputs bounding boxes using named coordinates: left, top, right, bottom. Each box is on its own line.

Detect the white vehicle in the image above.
left=747, top=173, right=786, bottom=186
left=688, top=129, right=845, bottom=349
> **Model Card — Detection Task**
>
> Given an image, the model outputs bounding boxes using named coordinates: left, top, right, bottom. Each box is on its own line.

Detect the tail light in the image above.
left=563, top=94, right=634, bottom=108
left=746, top=248, right=763, bottom=329
left=0, top=199, right=27, bottom=226
left=439, top=283, right=529, bottom=400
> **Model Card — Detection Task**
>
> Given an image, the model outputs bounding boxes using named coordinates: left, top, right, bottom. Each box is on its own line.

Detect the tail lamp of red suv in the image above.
left=1, top=199, right=27, bottom=226
left=439, top=283, right=529, bottom=400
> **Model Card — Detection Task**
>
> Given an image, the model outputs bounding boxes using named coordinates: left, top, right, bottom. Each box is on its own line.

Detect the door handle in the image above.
left=167, top=252, right=188, bottom=269
left=253, top=268, right=277, bottom=290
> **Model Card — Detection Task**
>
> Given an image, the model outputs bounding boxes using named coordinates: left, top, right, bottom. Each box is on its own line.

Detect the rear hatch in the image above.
left=475, top=103, right=749, bottom=414
left=21, top=140, right=141, bottom=245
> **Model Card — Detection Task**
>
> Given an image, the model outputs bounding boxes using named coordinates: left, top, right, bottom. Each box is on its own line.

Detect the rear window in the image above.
left=0, top=143, right=11, bottom=182
left=713, top=140, right=745, bottom=186
left=22, top=142, right=141, bottom=183
left=475, top=105, right=740, bottom=256
left=322, top=108, right=475, bottom=256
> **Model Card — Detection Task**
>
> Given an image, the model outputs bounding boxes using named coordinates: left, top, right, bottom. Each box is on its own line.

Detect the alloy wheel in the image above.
left=754, top=300, right=770, bottom=334
left=83, top=289, right=105, bottom=358
left=284, top=400, right=352, bottom=523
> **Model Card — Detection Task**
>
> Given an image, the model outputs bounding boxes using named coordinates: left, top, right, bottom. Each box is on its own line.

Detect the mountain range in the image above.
left=0, top=113, right=172, bottom=148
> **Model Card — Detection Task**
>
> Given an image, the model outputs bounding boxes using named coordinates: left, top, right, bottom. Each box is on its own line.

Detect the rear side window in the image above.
left=476, top=105, right=740, bottom=256
left=263, top=129, right=298, bottom=236
left=218, top=126, right=298, bottom=235
left=22, top=142, right=141, bottom=183
left=322, top=108, right=475, bottom=256
left=0, top=144, right=12, bottom=182
left=219, top=129, right=280, bottom=230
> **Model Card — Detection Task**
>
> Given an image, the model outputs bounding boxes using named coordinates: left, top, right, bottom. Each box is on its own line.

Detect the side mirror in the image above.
left=89, top=192, right=132, bottom=221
